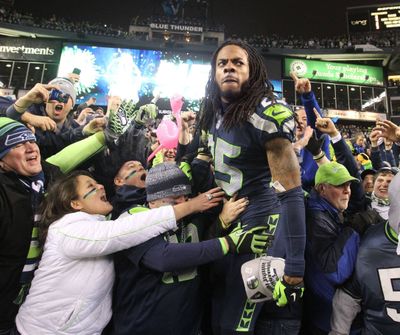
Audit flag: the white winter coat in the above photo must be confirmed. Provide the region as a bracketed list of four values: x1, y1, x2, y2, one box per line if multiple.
[16, 206, 176, 335]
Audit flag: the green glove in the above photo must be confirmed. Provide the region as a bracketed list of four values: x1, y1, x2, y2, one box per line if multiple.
[222, 225, 273, 254]
[273, 277, 304, 307]
[134, 103, 158, 126]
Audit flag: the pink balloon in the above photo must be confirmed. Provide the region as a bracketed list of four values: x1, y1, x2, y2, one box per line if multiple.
[156, 119, 178, 149]
[147, 95, 183, 162]
[170, 94, 183, 116]
[147, 119, 179, 162]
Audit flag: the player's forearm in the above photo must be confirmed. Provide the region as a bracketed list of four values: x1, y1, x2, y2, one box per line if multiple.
[278, 186, 306, 277]
[267, 138, 306, 276]
[267, 138, 302, 190]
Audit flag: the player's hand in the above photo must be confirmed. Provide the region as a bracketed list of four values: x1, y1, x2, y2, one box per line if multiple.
[273, 276, 304, 307]
[223, 225, 273, 254]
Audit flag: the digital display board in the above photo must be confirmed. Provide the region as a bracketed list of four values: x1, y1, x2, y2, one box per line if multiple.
[348, 3, 400, 33]
[58, 44, 211, 107]
[284, 58, 384, 87]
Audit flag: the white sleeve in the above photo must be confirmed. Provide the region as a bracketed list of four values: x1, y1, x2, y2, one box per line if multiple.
[329, 288, 362, 335]
[57, 206, 176, 258]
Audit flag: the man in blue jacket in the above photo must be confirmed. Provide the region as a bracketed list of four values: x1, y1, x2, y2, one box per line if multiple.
[304, 161, 361, 334]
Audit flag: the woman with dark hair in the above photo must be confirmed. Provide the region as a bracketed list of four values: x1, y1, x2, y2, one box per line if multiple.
[15, 170, 223, 335]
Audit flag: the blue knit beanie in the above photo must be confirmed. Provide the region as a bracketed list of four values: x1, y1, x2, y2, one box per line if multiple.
[0, 117, 36, 159]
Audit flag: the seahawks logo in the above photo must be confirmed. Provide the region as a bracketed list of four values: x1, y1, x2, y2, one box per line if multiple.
[290, 60, 307, 77]
[5, 130, 36, 146]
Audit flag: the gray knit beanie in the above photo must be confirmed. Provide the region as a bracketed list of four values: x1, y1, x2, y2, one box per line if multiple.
[146, 162, 191, 202]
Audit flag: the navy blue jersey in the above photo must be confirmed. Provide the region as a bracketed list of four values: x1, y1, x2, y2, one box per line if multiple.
[207, 99, 300, 333]
[345, 222, 400, 335]
[207, 98, 295, 226]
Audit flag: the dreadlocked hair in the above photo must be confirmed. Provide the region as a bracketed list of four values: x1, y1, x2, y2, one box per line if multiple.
[199, 39, 275, 132]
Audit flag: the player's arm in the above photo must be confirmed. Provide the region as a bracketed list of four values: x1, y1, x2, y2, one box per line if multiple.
[265, 138, 306, 306]
[266, 137, 306, 305]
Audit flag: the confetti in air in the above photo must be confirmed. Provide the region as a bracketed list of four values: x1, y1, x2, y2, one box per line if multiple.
[58, 46, 100, 95]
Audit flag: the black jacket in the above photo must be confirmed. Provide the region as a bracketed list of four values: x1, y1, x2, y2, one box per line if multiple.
[0, 162, 61, 330]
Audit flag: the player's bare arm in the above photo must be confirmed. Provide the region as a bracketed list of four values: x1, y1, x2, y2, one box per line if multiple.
[266, 137, 304, 285]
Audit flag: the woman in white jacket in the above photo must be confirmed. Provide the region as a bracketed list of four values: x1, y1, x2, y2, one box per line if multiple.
[16, 171, 223, 335]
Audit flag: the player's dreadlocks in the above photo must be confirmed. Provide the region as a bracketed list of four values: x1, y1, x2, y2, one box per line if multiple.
[199, 39, 275, 131]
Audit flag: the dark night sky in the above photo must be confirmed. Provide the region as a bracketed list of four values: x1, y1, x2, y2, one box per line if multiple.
[14, 0, 388, 37]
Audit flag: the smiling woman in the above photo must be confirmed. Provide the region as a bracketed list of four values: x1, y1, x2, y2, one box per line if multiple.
[14, 170, 223, 335]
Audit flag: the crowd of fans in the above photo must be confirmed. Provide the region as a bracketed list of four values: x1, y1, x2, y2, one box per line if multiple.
[0, 46, 400, 333]
[241, 29, 400, 50]
[1, 5, 399, 49]
[0, 7, 130, 39]
[1, 8, 400, 335]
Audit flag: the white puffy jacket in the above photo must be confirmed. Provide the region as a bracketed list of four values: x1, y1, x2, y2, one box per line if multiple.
[16, 206, 176, 335]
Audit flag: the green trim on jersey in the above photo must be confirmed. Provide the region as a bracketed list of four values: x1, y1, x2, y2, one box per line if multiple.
[179, 161, 192, 181]
[385, 221, 398, 245]
[235, 300, 257, 332]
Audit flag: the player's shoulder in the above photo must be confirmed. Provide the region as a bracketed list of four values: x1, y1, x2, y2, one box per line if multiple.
[363, 221, 395, 247]
[255, 98, 294, 125]
[248, 98, 295, 136]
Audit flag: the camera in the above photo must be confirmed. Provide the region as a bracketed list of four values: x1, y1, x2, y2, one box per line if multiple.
[48, 89, 71, 104]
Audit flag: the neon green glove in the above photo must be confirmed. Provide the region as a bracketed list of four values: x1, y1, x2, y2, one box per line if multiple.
[221, 225, 273, 254]
[273, 277, 304, 307]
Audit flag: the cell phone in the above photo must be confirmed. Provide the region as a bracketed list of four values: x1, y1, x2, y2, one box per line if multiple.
[72, 68, 81, 75]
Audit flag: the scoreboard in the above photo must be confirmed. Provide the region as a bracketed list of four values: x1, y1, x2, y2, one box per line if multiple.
[347, 3, 400, 33]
